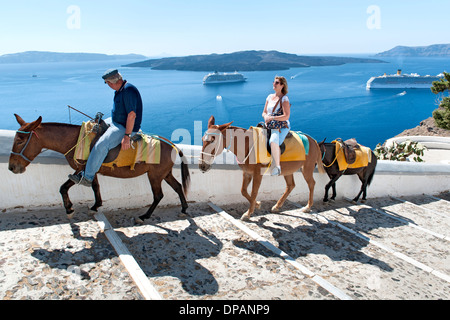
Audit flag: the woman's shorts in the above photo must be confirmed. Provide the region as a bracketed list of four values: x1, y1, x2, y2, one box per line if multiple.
[269, 128, 290, 146]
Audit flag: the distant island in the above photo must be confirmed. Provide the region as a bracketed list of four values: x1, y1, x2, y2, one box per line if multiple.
[123, 50, 385, 72]
[0, 51, 147, 63]
[376, 44, 450, 57]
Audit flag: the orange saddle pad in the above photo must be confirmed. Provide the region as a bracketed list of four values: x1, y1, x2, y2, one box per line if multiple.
[74, 121, 161, 170]
[332, 140, 372, 171]
[251, 127, 307, 164]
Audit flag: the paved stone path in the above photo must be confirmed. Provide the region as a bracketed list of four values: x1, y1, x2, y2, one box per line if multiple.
[1, 192, 449, 300]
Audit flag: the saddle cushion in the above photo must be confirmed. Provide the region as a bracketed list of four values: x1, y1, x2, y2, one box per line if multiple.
[251, 127, 309, 164]
[74, 121, 161, 169]
[332, 140, 372, 171]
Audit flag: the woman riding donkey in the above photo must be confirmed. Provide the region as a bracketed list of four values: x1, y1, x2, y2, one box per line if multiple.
[261, 76, 291, 176]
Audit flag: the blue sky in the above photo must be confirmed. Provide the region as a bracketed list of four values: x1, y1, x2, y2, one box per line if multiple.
[0, 0, 448, 56]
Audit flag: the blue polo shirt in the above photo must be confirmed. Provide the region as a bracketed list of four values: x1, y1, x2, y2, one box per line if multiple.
[111, 81, 143, 132]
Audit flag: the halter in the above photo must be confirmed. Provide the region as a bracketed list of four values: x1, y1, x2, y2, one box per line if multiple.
[10, 130, 40, 163]
[199, 131, 223, 165]
[321, 143, 342, 168]
[200, 129, 257, 166]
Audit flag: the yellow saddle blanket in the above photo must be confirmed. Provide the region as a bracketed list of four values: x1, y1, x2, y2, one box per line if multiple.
[332, 140, 372, 171]
[74, 121, 161, 170]
[251, 127, 306, 164]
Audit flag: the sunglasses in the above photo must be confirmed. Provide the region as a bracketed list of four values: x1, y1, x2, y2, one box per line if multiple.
[273, 81, 282, 85]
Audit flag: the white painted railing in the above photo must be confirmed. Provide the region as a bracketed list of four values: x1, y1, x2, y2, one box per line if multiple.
[1, 130, 449, 211]
[385, 136, 450, 150]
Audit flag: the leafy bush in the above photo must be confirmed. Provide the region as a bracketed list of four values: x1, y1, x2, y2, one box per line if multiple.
[374, 140, 427, 162]
[431, 72, 450, 130]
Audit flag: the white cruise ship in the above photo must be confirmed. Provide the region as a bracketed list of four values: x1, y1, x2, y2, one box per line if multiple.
[203, 71, 247, 84]
[366, 69, 443, 89]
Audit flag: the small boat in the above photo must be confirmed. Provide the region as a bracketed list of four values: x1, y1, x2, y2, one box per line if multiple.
[203, 71, 246, 84]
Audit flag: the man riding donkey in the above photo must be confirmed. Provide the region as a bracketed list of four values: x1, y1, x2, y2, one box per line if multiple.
[69, 69, 143, 187]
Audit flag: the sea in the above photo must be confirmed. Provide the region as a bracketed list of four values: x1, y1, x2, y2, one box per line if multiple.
[0, 55, 448, 149]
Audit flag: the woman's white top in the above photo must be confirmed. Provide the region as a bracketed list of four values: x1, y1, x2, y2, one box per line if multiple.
[266, 94, 290, 128]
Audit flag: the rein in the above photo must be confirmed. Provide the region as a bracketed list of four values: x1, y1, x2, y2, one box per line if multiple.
[10, 130, 40, 163]
[322, 144, 342, 168]
[199, 132, 223, 165]
[200, 128, 262, 166]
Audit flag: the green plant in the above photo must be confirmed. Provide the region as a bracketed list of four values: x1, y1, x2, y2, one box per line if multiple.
[431, 72, 450, 130]
[374, 140, 427, 162]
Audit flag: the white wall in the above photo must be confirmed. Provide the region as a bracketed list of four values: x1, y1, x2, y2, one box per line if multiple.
[385, 136, 450, 150]
[1, 131, 449, 212]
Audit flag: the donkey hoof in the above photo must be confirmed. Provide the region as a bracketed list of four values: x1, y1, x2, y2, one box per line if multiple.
[300, 206, 311, 213]
[66, 212, 75, 220]
[240, 211, 251, 221]
[255, 201, 261, 209]
[88, 208, 98, 216]
[178, 212, 189, 218]
[134, 217, 144, 225]
[89, 205, 101, 213]
[271, 205, 280, 213]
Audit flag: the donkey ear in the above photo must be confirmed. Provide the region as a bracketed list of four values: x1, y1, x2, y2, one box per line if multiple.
[34, 116, 43, 128]
[218, 121, 233, 131]
[208, 115, 215, 127]
[14, 114, 26, 126]
[24, 116, 42, 131]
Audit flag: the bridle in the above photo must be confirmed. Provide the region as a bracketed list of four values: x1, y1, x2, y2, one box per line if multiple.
[199, 131, 223, 166]
[200, 128, 256, 166]
[320, 142, 341, 168]
[10, 130, 40, 163]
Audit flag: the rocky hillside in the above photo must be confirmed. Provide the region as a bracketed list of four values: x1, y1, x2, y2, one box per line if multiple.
[0, 51, 147, 63]
[124, 50, 385, 71]
[376, 44, 450, 57]
[395, 115, 450, 138]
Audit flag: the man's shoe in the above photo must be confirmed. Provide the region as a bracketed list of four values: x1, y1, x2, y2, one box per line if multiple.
[79, 176, 93, 187]
[68, 172, 82, 184]
[68, 172, 92, 187]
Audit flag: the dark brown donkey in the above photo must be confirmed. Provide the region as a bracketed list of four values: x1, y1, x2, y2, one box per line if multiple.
[318, 140, 377, 203]
[199, 116, 325, 220]
[8, 114, 190, 223]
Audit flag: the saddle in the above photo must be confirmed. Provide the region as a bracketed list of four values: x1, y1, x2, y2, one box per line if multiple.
[251, 125, 308, 164]
[335, 138, 360, 165]
[73, 113, 161, 169]
[90, 113, 142, 164]
[256, 122, 292, 155]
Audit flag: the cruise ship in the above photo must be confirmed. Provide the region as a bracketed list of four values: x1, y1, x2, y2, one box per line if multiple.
[366, 69, 443, 89]
[203, 71, 247, 84]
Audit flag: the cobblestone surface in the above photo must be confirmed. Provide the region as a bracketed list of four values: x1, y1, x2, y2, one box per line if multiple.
[1, 192, 449, 300]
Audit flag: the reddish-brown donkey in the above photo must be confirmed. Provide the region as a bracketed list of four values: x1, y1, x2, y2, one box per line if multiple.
[8, 114, 190, 224]
[199, 116, 325, 220]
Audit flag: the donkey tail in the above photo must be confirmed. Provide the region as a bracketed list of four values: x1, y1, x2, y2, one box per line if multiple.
[366, 153, 377, 186]
[179, 150, 191, 197]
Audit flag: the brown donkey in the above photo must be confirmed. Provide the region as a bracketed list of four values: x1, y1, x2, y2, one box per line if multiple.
[8, 114, 190, 224]
[199, 116, 325, 220]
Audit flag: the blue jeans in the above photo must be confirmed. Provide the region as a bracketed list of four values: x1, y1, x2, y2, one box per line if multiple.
[269, 128, 290, 146]
[84, 118, 129, 181]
